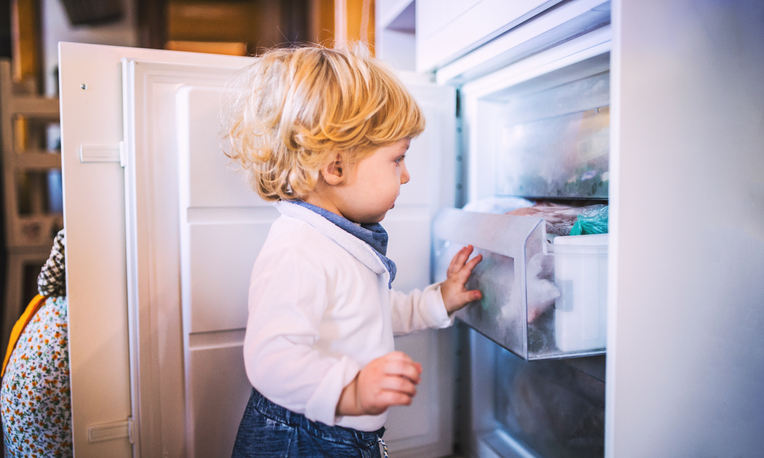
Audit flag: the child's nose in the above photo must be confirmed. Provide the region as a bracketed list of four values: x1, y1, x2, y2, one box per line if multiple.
[400, 163, 410, 184]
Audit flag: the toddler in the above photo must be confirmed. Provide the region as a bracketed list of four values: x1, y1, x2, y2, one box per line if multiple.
[224, 44, 482, 457]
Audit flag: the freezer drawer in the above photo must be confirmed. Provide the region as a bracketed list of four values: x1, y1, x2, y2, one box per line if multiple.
[433, 208, 607, 360]
[493, 341, 605, 457]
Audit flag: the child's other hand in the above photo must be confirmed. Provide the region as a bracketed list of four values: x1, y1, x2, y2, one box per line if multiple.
[441, 245, 483, 313]
[336, 351, 422, 416]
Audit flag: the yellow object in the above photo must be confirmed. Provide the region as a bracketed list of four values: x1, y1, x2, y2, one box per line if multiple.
[2, 294, 46, 377]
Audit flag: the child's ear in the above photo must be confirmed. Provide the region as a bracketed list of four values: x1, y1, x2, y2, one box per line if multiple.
[320, 153, 345, 185]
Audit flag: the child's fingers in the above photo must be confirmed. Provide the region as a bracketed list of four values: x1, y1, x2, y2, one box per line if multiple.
[459, 253, 483, 279]
[465, 253, 483, 270]
[447, 245, 474, 276]
[384, 351, 420, 370]
[449, 253, 483, 286]
[383, 357, 422, 384]
[453, 289, 482, 307]
[376, 390, 415, 408]
[385, 350, 413, 361]
[466, 289, 482, 301]
[380, 374, 418, 396]
[445, 247, 463, 276]
[356, 352, 424, 414]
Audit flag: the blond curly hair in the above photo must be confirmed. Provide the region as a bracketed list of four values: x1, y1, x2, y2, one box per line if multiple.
[222, 44, 425, 201]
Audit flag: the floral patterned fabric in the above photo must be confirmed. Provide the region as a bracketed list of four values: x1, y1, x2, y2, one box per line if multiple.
[1, 296, 72, 457]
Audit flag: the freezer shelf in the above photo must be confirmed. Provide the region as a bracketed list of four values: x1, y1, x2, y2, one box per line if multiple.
[433, 208, 606, 360]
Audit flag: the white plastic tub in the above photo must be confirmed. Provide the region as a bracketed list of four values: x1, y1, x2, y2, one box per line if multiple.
[554, 234, 608, 352]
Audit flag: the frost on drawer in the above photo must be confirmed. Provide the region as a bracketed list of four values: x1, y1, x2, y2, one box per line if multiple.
[496, 67, 610, 200]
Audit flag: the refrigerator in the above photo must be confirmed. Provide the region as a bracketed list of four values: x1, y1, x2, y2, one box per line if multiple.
[58, 1, 764, 457]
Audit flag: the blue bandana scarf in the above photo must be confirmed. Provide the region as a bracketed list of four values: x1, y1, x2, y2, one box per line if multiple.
[293, 201, 397, 288]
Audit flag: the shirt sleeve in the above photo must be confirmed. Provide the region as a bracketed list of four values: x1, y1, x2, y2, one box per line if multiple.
[389, 282, 454, 336]
[242, 244, 360, 426]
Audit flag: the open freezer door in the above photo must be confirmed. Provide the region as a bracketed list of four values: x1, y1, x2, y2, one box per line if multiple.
[60, 43, 254, 458]
[61, 43, 459, 458]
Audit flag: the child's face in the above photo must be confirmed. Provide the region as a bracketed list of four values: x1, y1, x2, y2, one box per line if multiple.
[336, 138, 411, 224]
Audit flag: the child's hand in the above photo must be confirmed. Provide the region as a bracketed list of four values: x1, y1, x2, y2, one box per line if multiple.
[441, 245, 483, 313]
[336, 351, 422, 416]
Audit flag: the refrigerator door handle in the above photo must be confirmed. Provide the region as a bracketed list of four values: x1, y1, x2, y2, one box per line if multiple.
[78, 143, 123, 164]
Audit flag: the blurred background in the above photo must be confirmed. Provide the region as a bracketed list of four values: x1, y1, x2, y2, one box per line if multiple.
[0, 0, 376, 371]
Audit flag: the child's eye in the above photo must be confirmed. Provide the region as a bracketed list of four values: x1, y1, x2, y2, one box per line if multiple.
[395, 155, 405, 164]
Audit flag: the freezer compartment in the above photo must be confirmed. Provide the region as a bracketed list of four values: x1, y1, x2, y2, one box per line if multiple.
[433, 208, 607, 360]
[495, 61, 610, 199]
[461, 40, 611, 207]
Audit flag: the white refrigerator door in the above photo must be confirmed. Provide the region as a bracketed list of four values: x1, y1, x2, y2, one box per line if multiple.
[60, 43, 456, 458]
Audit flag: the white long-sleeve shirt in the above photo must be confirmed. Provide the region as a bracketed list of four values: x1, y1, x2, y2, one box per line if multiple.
[243, 201, 453, 431]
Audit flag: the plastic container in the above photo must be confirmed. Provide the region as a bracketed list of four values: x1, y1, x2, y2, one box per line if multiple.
[554, 234, 608, 352]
